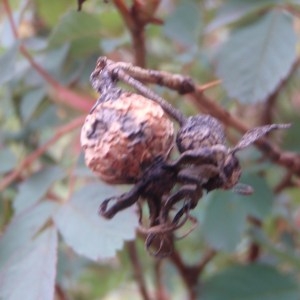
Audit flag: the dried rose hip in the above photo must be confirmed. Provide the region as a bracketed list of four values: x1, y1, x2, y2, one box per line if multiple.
[80, 92, 174, 184]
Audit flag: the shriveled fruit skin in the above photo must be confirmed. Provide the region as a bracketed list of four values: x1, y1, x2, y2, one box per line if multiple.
[176, 115, 226, 152]
[80, 92, 174, 184]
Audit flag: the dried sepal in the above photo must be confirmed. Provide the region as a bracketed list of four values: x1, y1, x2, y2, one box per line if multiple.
[176, 115, 226, 152]
[232, 124, 291, 153]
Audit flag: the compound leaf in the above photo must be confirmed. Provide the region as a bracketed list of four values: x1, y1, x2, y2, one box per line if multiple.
[216, 11, 297, 103]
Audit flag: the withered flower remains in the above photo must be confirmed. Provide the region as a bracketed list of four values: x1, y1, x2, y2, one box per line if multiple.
[81, 57, 290, 256]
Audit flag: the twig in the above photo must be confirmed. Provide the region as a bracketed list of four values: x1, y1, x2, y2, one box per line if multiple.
[0, 116, 85, 191]
[3, 0, 19, 37]
[55, 284, 70, 300]
[126, 241, 151, 300]
[168, 247, 216, 300]
[247, 243, 261, 262]
[168, 249, 198, 300]
[46, 191, 64, 203]
[274, 171, 294, 194]
[195, 249, 217, 274]
[3, 0, 93, 113]
[112, 0, 135, 29]
[112, 0, 147, 66]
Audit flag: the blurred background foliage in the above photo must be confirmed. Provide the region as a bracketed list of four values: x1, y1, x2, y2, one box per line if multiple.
[1, 0, 300, 299]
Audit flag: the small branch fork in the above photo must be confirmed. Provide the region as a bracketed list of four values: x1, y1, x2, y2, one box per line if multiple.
[112, 0, 162, 67]
[169, 246, 217, 300]
[93, 56, 300, 177]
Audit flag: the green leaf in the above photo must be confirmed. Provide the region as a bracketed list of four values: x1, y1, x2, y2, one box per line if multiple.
[0, 148, 17, 174]
[201, 172, 273, 251]
[239, 173, 273, 219]
[68, 36, 100, 58]
[48, 11, 102, 48]
[216, 11, 297, 103]
[40, 44, 70, 77]
[14, 166, 65, 213]
[201, 190, 248, 251]
[0, 226, 58, 300]
[163, 1, 202, 46]
[20, 87, 46, 122]
[35, 0, 75, 27]
[206, 0, 279, 32]
[0, 43, 19, 85]
[201, 264, 300, 300]
[0, 201, 58, 265]
[54, 183, 138, 260]
[287, 0, 300, 5]
[0, 202, 58, 300]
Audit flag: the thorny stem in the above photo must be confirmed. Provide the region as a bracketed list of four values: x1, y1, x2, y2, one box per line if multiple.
[0, 116, 85, 191]
[126, 241, 151, 300]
